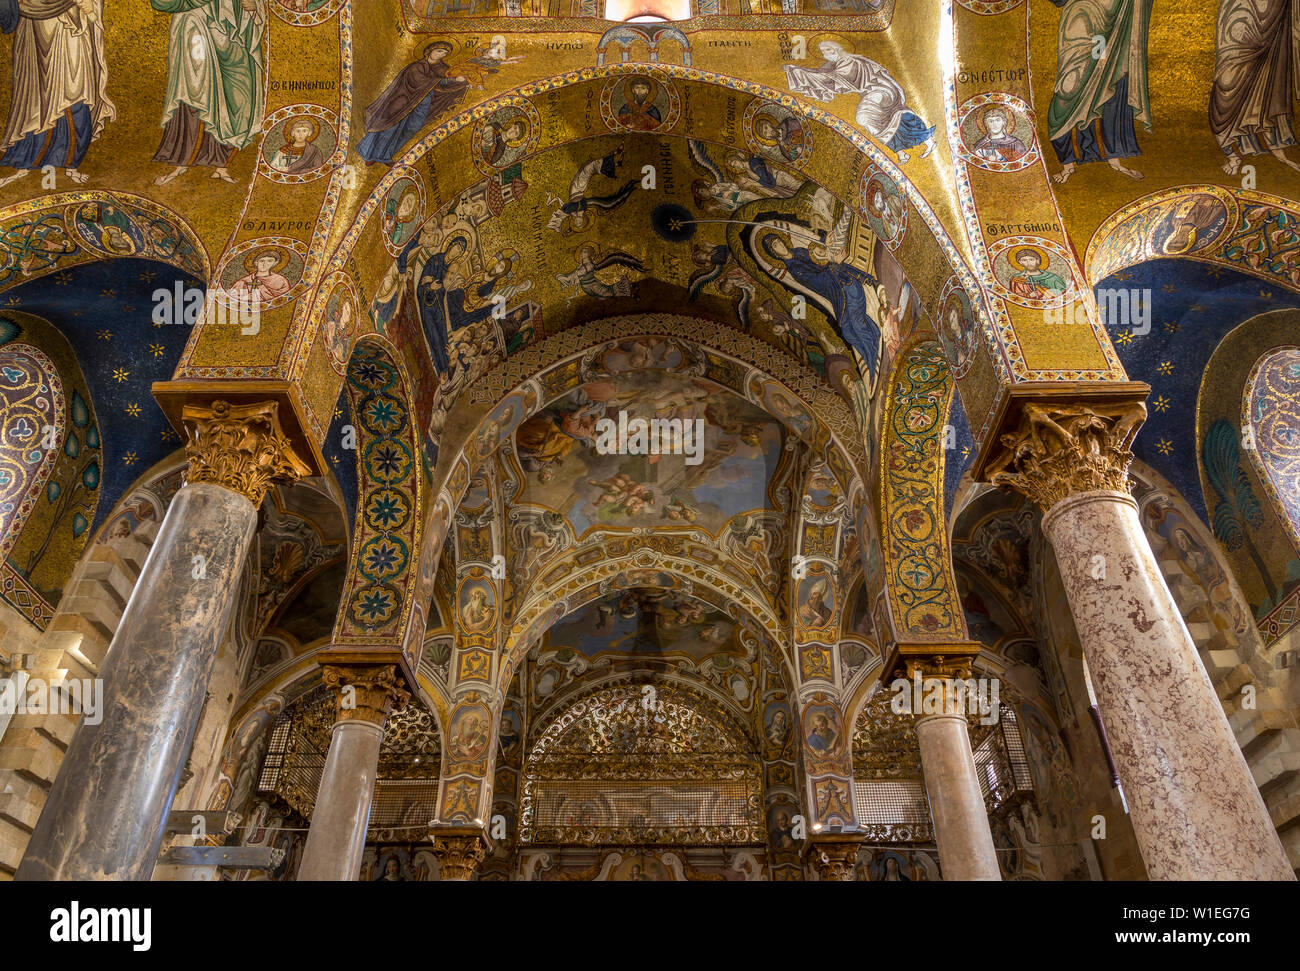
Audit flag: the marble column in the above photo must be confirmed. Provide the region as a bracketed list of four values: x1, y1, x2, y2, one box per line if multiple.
[908, 661, 1001, 881]
[298, 665, 407, 881]
[428, 825, 489, 880]
[992, 399, 1295, 881]
[17, 401, 310, 881]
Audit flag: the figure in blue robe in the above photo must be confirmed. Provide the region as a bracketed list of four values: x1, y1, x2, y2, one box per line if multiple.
[761, 234, 881, 385]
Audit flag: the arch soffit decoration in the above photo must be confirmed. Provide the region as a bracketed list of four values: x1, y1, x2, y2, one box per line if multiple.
[328, 334, 427, 669]
[0, 190, 210, 297]
[499, 551, 790, 693]
[1085, 184, 1300, 297]
[291, 64, 1005, 446]
[878, 338, 969, 641]
[1243, 346, 1300, 554]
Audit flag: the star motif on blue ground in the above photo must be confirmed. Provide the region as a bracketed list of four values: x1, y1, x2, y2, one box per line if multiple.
[366, 489, 409, 530]
[363, 396, 405, 434]
[367, 441, 409, 481]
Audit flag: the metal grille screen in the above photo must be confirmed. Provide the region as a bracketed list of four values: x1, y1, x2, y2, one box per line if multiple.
[852, 778, 931, 828]
[973, 707, 1034, 808]
[369, 779, 441, 834]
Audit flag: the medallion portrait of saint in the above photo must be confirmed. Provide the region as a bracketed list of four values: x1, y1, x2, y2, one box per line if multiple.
[228, 247, 293, 304]
[971, 105, 1029, 164]
[267, 115, 326, 175]
[617, 76, 663, 132]
[1005, 245, 1068, 301]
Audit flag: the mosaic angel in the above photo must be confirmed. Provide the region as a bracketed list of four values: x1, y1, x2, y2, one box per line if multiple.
[783, 41, 935, 163]
[0, 0, 116, 190]
[555, 244, 646, 302]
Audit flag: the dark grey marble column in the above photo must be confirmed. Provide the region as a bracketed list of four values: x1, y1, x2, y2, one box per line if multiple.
[16, 482, 258, 880]
[298, 665, 406, 881]
[298, 720, 385, 881]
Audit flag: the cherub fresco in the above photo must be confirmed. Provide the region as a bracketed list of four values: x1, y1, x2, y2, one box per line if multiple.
[587, 473, 656, 518]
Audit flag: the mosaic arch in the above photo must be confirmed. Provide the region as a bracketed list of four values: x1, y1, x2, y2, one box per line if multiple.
[1086, 185, 1300, 296]
[499, 550, 789, 690]
[0, 344, 64, 560]
[409, 318, 873, 617]
[1245, 348, 1300, 553]
[878, 339, 967, 639]
[289, 65, 1009, 450]
[0, 191, 209, 294]
[331, 337, 426, 660]
[1196, 311, 1300, 644]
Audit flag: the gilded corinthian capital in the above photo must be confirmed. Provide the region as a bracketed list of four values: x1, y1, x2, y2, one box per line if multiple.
[321, 664, 409, 727]
[987, 400, 1147, 513]
[182, 400, 312, 506]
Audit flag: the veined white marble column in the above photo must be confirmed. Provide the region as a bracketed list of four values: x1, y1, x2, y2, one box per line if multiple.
[16, 401, 308, 881]
[991, 397, 1294, 880]
[915, 704, 1001, 881]
[298, 665, 406, 881]
[1042, 490, 1293, 880]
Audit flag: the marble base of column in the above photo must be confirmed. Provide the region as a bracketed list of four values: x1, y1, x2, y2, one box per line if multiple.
[16, 482, 258, 880]
[297, 719, 385, 881]
[1043, 490, 1294, 880]
[915, 711, 1001, 881]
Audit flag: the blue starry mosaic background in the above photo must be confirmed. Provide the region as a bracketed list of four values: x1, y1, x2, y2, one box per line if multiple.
[1096, 260, 1300, 526]
[2, 259, 200, 533]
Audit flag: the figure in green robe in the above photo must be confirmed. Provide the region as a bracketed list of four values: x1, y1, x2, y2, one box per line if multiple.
[149, 0, 266, 186]
[1046, 0, 1154, 184]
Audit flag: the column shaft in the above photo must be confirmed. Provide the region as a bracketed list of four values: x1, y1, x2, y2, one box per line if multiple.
[297, 720, 385, 881]
[16, 482, 257, 880]
[1043, 490, 1293, 880]
[915, 711, 1001, 880]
